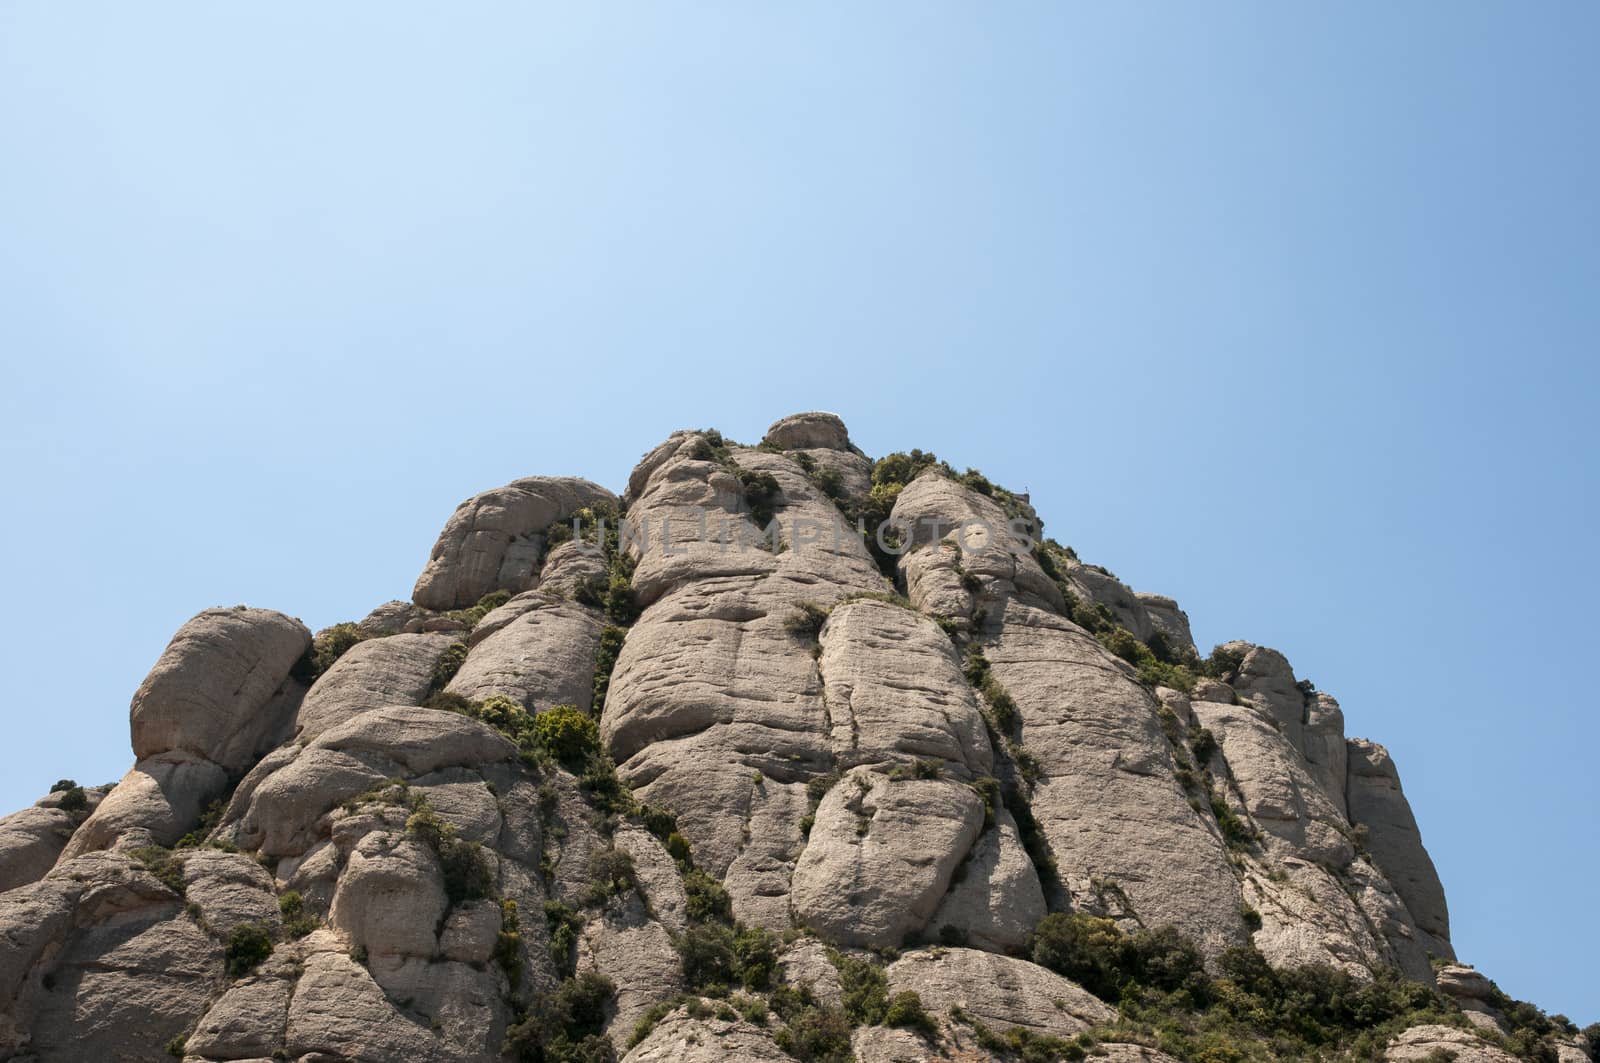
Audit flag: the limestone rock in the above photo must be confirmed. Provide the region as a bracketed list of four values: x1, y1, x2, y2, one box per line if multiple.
[1190, 699, 1352, 865]
[182, 848, 280, 937]
[817, 599, 992, 778]
[763, 410, 854, 451]
[1225, 643, 1307, 753]
[184, 974, 291, 1060]
[1347, 739, 1452, 957]
[885, 947, 1114, 1037]
[791, 767, 985, 948]
[602, 435, 887, 928]
[1386, 1024, 1520, 1062]
[926, 806, 1046, 952]
[576, 895, 685, 1039]
[538, 539, 610, 597]
[285, 945, 439, 1061]
[892, 472, 1063, 614]
[329, 831, 448, 958]
[130, 607, 310, 772]
[413, 476, 618, 610]
[621, 1003, 791, 1062]
[1060, 561, 1153, 642]
[294, 632, 458, 739]
[777, 939, 844, 1009]
[1137, 592, 1195, 655]
[0, 788, 106, 892]
[61, 754, 229, 858]
[985, 601, 1246, 957]
[1303, 691, 1350, 820]
[446, 592, 604, 711]
[311, 705, 519, 777]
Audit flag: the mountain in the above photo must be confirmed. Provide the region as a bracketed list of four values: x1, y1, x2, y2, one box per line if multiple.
[0, 411, 1590, 1063]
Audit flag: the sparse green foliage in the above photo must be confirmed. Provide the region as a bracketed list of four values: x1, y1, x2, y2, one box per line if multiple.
[784, 601, 830, 642]
[737, 468, 783, 528]
[223, 923, 273, 978]
[770, 983, 853, 1062]
[310, 622, 369, 677]
[883, 990, 938, 1038]
[55, 783, 88, 813]
[887, 759, 943, 782]
[830, 949, 891, 1025]
[503, 971, 616, 1063]
[431, 640, 469, 690]
[545, 900, 582, 976]
[133, 846, 186, 895]
[684, 869, 733, 923]
[1206, 643, 1247, 681]
[1210, 790, 1258, 850]
[592, 626, 627, 712]
[406, 802, 494, 905]
[534, 704, 603, 769]
[581, 848, 636, 907]
[494, 899, 523, 993]
[447, 589, 512, 630]
[278, 890, 318, 939]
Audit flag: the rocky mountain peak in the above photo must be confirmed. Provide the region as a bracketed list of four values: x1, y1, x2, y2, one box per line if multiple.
[0, 412, 1590, 1063]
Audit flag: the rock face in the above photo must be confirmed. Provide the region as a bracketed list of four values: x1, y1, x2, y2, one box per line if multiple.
[413, 476, 618, 610]
[0, 412, 1558, 1063]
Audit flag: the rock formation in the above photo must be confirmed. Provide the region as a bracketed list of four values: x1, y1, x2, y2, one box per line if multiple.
[0, 412, 1588, 1063]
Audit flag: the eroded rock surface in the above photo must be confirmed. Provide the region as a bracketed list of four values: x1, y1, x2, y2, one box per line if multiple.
[0, 412, 1522, 1063]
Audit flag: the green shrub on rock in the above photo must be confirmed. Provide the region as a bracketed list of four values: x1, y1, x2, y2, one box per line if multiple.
[223, 923, 273, 978]
[534, 704, 602, 770]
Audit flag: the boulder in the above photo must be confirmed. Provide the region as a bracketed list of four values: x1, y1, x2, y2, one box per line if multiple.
[622, 1003, 792, 1062]
[884, 947, 1114, 1037]
[310, 705, 519, 776]
[0, 803, 87, 892]
[1386, 1024, 1520, 1062]
[446, 592, 604, 711]
[1190, 699, 1352, 865]
[130, 607, 310, 772]
[817, 599, 993, 778]
[763, 411, 854, 452]
[328, 831, 448, 958]
[413, 476, 618, 610]
[294, 632, 458, 739]
[61, 754, 229, 859]
[926, 806, 1046, 952]
[285, 945, 439, 1060]
[791, 768, 985, 948]
[576, 895, 685, 1039]
[1137, 592, 1196, 655]
[602, 435, 887, 928]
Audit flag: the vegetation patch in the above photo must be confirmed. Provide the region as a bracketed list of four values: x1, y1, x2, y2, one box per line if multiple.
[503, 970, 615, 1063]
[223, 923, 274, 978]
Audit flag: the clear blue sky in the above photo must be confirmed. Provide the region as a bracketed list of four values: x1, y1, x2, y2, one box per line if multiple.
[1, 2, 1594, 1024]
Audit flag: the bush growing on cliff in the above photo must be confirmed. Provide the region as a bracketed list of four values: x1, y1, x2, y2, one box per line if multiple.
[503, 971, 616, 1063]
[534, 704, 602, 769]
[223, 923, 273, 978]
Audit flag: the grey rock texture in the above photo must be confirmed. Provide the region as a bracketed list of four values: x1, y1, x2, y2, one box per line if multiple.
[1386, 1024, 1521, 1062]
[294, 632, 458, 739]
[446, 591, 603, 710]
[0, 413, 1541, 1063]
[1347, 738, 1453, 957]
[413, 476, 617, 610]
[621, 1003, 791, 1061]
[762, 410, 854, 451]
[984, 601, 1247, 957]
[0, 786, 108, 892]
